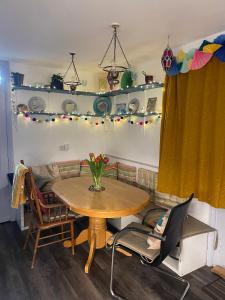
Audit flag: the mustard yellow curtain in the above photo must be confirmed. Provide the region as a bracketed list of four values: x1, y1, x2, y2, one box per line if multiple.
[158, 57, 225, 208]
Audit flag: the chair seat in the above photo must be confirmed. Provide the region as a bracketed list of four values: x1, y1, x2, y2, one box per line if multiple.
[116, 230, 160, 262]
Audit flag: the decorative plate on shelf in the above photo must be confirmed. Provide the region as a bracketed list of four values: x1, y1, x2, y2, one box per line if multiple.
[28, 96, 46, 112]
[128, 98, 139, 113]
[62, 100, 77, 114]
[93, 97, 112, 115]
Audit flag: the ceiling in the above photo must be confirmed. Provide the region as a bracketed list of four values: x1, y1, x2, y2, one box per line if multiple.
[0, 0, 225, 69]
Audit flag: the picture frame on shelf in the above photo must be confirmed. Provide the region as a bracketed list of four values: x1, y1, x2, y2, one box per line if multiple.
[146, 97, 157, 113]
[62, 100, 77, 114]
[115, 103, 126, 114]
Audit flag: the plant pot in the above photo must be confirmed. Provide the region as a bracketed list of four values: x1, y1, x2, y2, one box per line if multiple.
[11, 72, 24, 86]
[145, 75, 153, 84]
[50, 79, 64, 90]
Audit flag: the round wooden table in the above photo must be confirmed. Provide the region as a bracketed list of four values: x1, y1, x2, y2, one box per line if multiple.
[52, 177, 150, 273]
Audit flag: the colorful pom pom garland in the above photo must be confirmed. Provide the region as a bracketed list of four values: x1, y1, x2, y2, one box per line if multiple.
[162, 34, 225, 76]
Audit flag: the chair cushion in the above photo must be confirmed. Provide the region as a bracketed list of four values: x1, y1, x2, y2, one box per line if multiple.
[56, 160, 80, 179]
[103, 162, 118, 178]
[80, 160, 91, 176]
[154, 192, 186, 208]
[116, 229, 160, 262]
[118, 163, 136, 183]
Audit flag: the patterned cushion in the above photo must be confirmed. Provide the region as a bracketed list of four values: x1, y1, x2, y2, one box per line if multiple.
[170, 195, 187, 204]
[117, 163, 136, 183]
[80, 160, 91, 176]
[32, 163, 60, 192]
[137, 168, 185, 208]
[137, 168, 158, 191]
[56, 160, 80, 179]
[154, 191, 186, 208]
[103, 162, 118, 178]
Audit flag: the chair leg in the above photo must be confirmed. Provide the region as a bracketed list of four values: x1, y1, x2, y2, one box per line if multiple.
[31, 228, 40, 269]
[110, 244, 125, 300]
[152, 266, 190, 300]
[70, 221, 75, 256]
[110, 244, 190, 300]
[23, 221, 32, 250]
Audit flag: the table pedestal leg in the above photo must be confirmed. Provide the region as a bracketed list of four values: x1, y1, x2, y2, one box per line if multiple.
[85, 233, 96, 273]
[84, 217, 106, 273]
[88, 217, 106, 249]
[64, 228, 88, 248]
[64, 217, 132, 273]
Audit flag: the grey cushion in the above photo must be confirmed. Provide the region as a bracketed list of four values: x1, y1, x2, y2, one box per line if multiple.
[136, 202, 167, 228]
[115, 223, 160, 262]
[182, 215, 216, 239]
[32, 163, 60, 191]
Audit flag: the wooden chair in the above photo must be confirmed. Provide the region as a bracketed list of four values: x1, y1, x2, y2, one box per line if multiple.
[23, 163, 75, 268]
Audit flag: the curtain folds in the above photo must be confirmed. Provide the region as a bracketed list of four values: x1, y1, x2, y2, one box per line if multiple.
[158, 57, 225, 208]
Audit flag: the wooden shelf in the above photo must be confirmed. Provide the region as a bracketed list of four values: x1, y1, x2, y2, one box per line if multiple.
[12, 85, 98, 96]
[18, 111, 161, 118]
[13, 82, 164, 98]
[103, 83, 164, 96]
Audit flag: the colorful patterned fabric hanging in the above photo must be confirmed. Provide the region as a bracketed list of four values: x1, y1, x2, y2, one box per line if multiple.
[161, 47, 174, 71]
[161, 33, 225, 76]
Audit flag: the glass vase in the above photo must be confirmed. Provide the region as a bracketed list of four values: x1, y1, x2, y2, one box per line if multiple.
[89, 174, 105, 192]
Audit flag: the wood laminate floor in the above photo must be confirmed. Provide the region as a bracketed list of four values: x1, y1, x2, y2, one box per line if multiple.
[0, 221, 224, 300]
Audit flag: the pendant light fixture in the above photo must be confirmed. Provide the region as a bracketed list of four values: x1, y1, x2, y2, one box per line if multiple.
[63, 52, 81, 92]
[99, 23, 131, 88]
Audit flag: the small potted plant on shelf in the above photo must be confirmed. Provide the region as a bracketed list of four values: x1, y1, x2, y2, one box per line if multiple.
[50, 74, 64, 90]
[88, 153, 109, 192]
[11, 72, 24, 86]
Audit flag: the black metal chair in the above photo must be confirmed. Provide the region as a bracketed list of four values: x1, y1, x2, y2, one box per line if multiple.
[109, 193, 194, 300]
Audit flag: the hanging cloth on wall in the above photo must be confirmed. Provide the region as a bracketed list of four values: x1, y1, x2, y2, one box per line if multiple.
[158, 57, 225, 209]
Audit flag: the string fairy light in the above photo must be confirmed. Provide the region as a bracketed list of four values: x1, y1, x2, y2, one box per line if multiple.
[12, 82, 163, 128]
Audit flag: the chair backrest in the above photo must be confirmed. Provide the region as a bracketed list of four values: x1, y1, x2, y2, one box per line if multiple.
[21, 160, 44, 225]
[154, 193, 194, 265]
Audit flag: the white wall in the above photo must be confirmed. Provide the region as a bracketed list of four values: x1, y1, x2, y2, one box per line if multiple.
[134, 58, 165, 86]
[10, 61, 99, 92]
[13, 89, 107, 166]
[105, 87, 162, 170]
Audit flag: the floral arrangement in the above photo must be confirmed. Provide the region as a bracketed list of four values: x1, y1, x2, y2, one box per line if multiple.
[88, 153, 109, 191]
